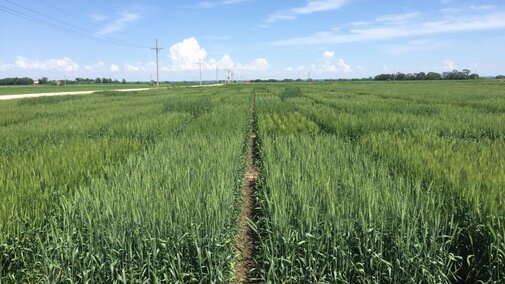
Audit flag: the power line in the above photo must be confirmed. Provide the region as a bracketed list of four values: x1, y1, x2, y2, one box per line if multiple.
[0, 5, 81, 35]
[34, 0, 95, 26]
[0, 4, 145, 49]
[0, 0, 148, 49]
[1, 0, 148, 48]
[3, 0, 94, 34]
[32, 0, 154, 50]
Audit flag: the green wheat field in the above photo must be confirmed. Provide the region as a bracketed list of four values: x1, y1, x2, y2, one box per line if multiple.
[1, 80, 504, 283]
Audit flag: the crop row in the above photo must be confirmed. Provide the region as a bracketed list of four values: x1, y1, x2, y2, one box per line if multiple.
[254, 82, 504, 283]
[0, 88, 250, 282]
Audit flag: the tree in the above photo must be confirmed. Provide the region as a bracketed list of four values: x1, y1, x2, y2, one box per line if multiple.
[426, 72, 442, 80]
[39, 77, 49, 84]
[415, 72, 426, 80]
[496, 75, 505, 80]
[374, 74, 394, 81]
[95, 77, 101, 84]
[121, 78, 126, 84]
[406, 73, 416, 80]
[395, 72, 407, 80]
[443, 70, 461, 80]
[0, 77, 34, 85]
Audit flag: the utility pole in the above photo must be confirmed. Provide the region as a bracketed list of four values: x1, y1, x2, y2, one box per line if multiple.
[216, 64, 218, 85]
[151, 39, 163, 88]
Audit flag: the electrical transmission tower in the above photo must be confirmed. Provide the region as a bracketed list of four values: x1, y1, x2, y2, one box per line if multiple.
[151, 39, 163, 88]
[224, 68, 233, 84]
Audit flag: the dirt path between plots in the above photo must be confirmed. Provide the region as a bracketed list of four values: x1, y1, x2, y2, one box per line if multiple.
[234, 97, 260, 283]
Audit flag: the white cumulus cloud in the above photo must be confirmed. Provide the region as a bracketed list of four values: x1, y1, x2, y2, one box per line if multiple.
[320, 62, 337, 72]
[323, 51, 335, 60]
[337, 59, 351, 72]
[110, 64, 120, 72]
[443, 60, 457, 70]
[217, 54, 235, 69]
[127, 37, 274, 79]
[169, 37, 208, 71]
[168, 37, 268, 73]
[237, 58, 270, 71]
[208, 54, 235, 70]
[315, 58, 351, 73]
[0, 60, 9, 71]
[125, 63, 140, 72]
[14, 56, 79, 72]
[84, 61, 105, 71]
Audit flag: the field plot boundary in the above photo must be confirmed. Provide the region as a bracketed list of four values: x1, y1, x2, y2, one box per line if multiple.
[234, 92, 260, 283]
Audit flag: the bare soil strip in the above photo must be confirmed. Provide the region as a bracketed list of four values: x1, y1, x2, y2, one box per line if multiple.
[234, 96, 260, 283]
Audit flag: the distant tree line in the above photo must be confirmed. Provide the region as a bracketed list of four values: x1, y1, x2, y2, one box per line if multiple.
[0, 77, 34, 85]
[69, 77, 127, 84]
[0, 77, 128, 86]
[251, 79, 306, 83]
[68, 77, 127, 85]
[251, 78, 373, 82]
[2, 72, 503, 86]
[374, 69, 479, 81]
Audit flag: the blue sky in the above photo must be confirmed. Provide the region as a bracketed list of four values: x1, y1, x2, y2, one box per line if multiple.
[1, 0, 504, 81]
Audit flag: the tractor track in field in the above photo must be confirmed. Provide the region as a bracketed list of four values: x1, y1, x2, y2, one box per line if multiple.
[234, 93, 260, 283]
